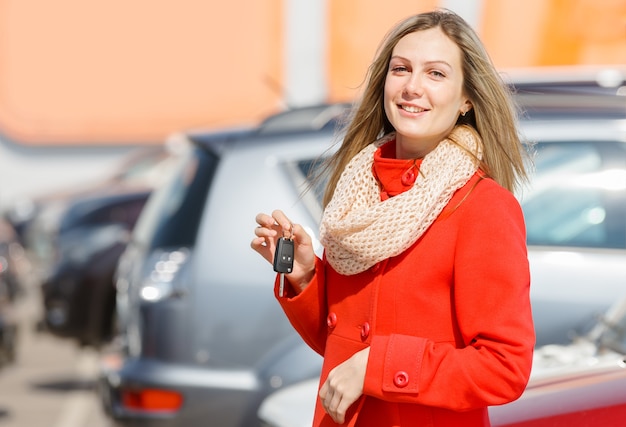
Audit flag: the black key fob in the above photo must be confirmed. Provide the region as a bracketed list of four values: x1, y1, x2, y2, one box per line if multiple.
[273, 237, 294, 273]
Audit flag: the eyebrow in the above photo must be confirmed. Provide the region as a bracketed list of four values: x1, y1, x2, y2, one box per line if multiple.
[390, 56, 453, 69]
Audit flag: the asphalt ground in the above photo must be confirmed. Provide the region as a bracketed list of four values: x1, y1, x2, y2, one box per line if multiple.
[0, 272, 111, 427]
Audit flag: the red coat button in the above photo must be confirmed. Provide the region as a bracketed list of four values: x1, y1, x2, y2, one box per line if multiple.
[401, 167, 417, 186]
[327, 312, 337, 329]
[360, 322, 370, 340]
[393, 371, 409, 388]
[371, 263, 380, 273]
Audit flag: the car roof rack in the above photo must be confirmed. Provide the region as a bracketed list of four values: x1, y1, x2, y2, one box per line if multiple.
[257, 103, 351, 135]
[502, 67, 626, 119]
[516, 92, 626, 120]
[503, 65, 626, 96]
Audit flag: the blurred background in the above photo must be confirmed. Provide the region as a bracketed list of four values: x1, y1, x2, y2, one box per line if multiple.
[0, 1, 624, 426]
[0, 0, 624, 207]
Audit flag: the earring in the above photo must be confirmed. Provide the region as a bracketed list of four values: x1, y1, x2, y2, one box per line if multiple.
[461, 111, 466, 117]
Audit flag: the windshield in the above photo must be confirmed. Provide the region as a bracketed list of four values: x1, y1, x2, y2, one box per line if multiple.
[520, 140, 626, 249]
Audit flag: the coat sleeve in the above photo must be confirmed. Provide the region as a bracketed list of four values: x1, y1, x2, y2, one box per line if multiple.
[363, 183, 535, 410]
[274, 256, 328, 356]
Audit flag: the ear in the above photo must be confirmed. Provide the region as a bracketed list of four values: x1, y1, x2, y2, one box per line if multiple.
[461, 100, 473, 115]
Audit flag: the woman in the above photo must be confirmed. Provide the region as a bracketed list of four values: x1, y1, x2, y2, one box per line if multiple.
[252, 9, 534, 427]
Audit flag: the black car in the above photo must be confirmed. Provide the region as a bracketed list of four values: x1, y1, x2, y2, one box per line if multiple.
[37, 188, 151, 346]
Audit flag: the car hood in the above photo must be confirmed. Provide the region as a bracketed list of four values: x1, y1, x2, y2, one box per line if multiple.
[490, 359, 626, 426]
[257, 377, 318, 427]
[531, 338, 625, 377]
[257, 344, 626, 427]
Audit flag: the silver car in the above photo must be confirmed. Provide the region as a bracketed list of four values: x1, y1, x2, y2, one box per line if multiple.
[99, 90, 626, 425]
[520, 114, 626, 345]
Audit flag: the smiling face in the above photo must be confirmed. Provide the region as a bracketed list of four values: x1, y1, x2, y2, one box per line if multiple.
[384, 27, 472, 159]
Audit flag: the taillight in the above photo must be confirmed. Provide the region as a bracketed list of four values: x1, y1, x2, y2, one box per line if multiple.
[121, 388, 184, 412]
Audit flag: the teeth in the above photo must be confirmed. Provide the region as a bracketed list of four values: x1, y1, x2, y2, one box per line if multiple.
[401, 105, 424, 113]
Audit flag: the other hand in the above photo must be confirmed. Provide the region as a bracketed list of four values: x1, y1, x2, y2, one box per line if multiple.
[319, 347, 370, 424]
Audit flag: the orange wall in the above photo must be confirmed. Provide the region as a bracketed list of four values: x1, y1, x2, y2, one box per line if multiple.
[481, 0, 626, 68]
[0, 0, 284, 144]
[0, 0, 623, 145]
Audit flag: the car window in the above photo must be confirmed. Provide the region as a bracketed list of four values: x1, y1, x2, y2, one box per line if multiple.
[131, 145, 218, 250]
[296, 158, 327, 205]
[63, 196, 148, 231]
[521, 140, 626, 249]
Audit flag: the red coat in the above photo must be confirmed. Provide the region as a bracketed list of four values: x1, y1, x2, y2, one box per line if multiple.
[276, 172, 535, 427]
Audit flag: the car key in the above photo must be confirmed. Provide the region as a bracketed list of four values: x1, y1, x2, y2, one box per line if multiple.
[273, 237, 294, 274]
[273, 237, 294, 297]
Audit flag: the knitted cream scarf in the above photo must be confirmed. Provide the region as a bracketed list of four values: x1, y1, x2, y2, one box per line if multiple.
[320, 125, 483, 276]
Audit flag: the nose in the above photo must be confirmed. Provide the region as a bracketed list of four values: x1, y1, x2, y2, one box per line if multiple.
[404, 73, 423, 96]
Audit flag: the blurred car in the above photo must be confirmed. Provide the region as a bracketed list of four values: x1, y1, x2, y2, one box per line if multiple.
[99, 73, 626, 426]
[0, 218, 24, 303]
[98, 109, 343, 426]
[491, 362, 626, 426]
[519, 124, 626, 344]
[489, 292, 626, 426]
[37, 188, 151, 347]
[529, 295, 626, 376]
[27, 147, 176, 347]
[0, 218, 22, 367]
[258, 294, 626, 427]
[3, 145, 169, 246]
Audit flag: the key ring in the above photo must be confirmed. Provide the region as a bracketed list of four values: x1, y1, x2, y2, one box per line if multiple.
[284, 222, 294, 240]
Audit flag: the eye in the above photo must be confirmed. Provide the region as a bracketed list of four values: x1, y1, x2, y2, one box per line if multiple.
[390, 65, 409, 73]
[430, 70, 445, 78]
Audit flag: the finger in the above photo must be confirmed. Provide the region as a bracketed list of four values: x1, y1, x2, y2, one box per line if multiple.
[321, 386, 350, 425]
[253, 224, 277, 240]
[255, 212, 279, 229]
[250, 235, 265, 248]
[252, 213, 281, 264]
[321, 393, 339, 423]
[290, 223, 310, 245]
[252, 225, 277, 251]
[333, 397, 349, 424]
[319, 382, 334, 416]
[271, 209, 293, 237]
[328, 391, 344, 423]
[319, 378, 343, 423]
[318, 381, 328, 401]
[250, 236, 273, 262]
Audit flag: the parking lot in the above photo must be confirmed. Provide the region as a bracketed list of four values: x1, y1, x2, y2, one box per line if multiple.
[0, 69, 623, 426]
[0, 274, 110, 427]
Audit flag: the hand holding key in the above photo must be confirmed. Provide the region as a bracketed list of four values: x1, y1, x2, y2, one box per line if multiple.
[251, 210, 316, 294]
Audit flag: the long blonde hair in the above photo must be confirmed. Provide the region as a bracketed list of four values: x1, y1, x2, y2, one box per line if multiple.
[322, 9, 529, 207]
